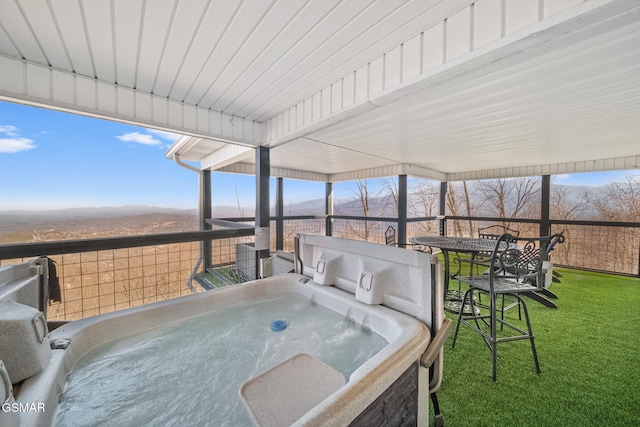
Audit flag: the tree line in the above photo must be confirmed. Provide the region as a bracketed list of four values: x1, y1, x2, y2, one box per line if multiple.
[338, 174, 640, 274]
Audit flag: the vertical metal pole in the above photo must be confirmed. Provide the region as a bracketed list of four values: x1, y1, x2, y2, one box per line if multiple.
[540, 175, 551, 237]
[326, 182, 333, 236]
[255, 147, 270, 278]
[201, 170, 212, 270]
[637, 243, 640, 278]
[276, 177, 284, 250]
[398, 174, 407, 246]
[439, 181, 448, 236]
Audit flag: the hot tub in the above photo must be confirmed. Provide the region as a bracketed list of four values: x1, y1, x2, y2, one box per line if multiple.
[2, 235, 447, 426]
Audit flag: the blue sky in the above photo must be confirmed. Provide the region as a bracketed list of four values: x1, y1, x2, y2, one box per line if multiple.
[553, 171, 635, 187]
[0, 100, 636, 211]
[0, 101, 199, 210]
[0, 100, 324, 211]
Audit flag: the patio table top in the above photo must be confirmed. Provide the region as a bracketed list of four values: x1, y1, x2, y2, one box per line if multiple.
[410, 236, 514, 314]
[410, 236, 509, 253]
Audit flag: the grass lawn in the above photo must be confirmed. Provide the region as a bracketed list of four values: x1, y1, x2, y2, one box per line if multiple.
[200, 266, 242, 288]
[436, 268, 640, 426]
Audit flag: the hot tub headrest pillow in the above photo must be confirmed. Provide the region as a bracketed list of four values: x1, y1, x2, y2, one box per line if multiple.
[0, 300, 52, 384]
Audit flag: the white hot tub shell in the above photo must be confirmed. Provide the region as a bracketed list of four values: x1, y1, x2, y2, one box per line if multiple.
[1, 235, 446, 427]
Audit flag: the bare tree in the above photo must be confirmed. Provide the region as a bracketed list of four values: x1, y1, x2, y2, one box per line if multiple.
[551, 184, 590, 220]
[446, 181, 474, 237]
[580, 174, 640, 273]
[472, 177, 541, 236]
[550, 183, 590, 263]
[587, 175, 640, 221]
[383, 177, 400, 215]
[337, 180, 384, 242]
[462, 181, 474, 236]
[235, 186, 244, 217]
[408, 180, 438, 233]
[410, 180, 439, 216]
[475, 177, 541, 219]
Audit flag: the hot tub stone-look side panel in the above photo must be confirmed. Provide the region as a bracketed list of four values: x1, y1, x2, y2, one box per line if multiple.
[349, 362, 419, 427]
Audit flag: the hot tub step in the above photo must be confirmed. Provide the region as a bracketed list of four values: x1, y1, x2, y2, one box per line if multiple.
[239, 353, 346, 426]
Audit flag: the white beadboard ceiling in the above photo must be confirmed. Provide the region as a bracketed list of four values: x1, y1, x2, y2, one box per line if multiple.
[1, 0, 639, 182]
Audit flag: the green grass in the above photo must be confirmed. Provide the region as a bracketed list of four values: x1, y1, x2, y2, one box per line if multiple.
[200, 266, 241, 288]
[437, 268, 640, 426]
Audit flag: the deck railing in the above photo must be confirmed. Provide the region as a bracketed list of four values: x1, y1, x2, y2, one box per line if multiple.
[1, 214, 638, 322]
[274, 215, 640, 277]
[0, 229, 254, 321]
[436, 216, 640, 277]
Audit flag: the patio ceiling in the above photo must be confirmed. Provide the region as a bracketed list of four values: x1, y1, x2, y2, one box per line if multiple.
[1, 0, 639, 182]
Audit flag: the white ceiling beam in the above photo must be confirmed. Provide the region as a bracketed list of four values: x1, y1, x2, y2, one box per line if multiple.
[216, 161, 446, 183]
[201, 143, 254, 171]
[211, 155, 640, 183]
[165, 135, 202, 160]
[217, 162, 331, 183]
[446, 155, 640, 182]
[0, 56, 264, 147]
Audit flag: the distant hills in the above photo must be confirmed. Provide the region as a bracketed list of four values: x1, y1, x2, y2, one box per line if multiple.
[0, 182, 609, 244]
[0, 182, 604, 221]
[0, 205, 197, 218]
[0, 205, 199, 243]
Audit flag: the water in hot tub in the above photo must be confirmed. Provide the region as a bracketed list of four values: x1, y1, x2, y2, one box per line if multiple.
[53, 292, 388, 426]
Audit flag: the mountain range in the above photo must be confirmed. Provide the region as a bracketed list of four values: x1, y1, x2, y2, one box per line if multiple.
[0, 183, 606, 244]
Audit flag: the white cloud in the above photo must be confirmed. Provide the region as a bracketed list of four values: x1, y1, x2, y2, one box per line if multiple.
[116, 132, 162, 146]
[0, 137, 37, 153]
[147, 129, 180, 142]
[0, 125, 36, 153]
[0, 125, 20, 137]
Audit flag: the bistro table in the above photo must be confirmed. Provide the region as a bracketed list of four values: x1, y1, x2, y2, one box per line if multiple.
[410, 236, 508, 288]
[410, 236, 512, 314]
[410, 235, 556, 311]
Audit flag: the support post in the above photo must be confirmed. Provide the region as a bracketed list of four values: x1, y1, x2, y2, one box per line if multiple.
[326, 182, 333, 236]
[398, 174, 408, 246]
[255, 147, 270, 278]
[540, 175, 551, 238]
[201, 170, 212, 270]
[276, 177, 284, 250]
[439, 182, 448, 236]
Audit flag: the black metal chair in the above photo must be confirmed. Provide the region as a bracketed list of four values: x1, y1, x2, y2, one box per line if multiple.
[478, 226, 523, 324]
[454, 225, 522, 322]
[451, 233, 565, 381]
[385, 225, 397, 246]
[384, 225, 417, 250]
[470, 225, 521, 267]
